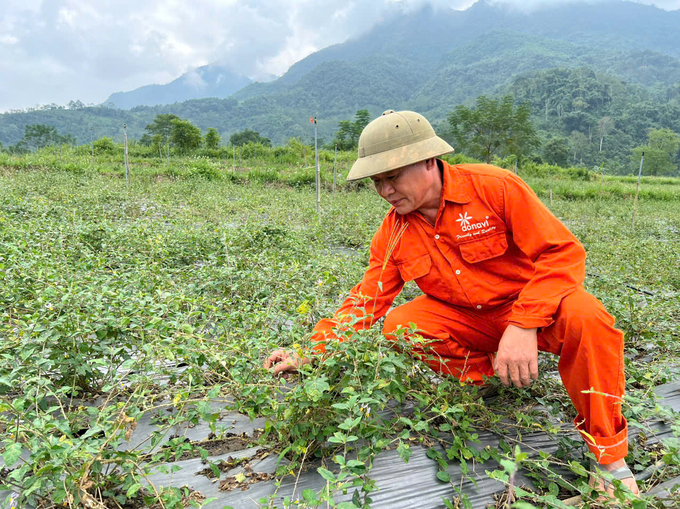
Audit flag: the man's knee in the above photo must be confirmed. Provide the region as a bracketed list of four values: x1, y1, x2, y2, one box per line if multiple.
[382, 304, 411, 337]
[554, 288, 623, 348]
[559, 289, 613, 326]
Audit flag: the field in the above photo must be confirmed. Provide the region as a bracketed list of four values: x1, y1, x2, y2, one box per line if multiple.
[1, 149, 679, 508]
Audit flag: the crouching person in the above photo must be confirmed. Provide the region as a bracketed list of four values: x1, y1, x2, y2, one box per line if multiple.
[264, 110, 638, 498]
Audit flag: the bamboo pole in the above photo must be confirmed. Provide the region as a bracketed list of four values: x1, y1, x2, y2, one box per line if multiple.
[314, 117, 320, 216]
[333, 144, 337, 200]
[631, 152, 644, 229]
[123, 124, 130, 186]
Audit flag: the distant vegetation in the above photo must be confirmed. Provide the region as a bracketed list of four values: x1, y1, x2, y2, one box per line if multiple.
[2, 3, 680, 175]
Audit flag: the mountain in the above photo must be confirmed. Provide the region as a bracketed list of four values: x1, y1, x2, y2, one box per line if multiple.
[104, 64, 254, 109]
[233, 0, 680, 103]
[2, 0, 680, 168]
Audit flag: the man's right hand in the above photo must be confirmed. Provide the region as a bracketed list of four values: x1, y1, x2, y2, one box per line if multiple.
[263, 348, 311, 375]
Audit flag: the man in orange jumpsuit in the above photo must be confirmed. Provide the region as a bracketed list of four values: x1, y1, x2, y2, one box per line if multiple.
[265, 110, 638, 497]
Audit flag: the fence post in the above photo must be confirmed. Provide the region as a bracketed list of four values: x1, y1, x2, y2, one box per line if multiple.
[333, 144, 337, 200]
[314, 117, 320, 216]
[123, 124, 130, 186]
[632, 152, 644, 229]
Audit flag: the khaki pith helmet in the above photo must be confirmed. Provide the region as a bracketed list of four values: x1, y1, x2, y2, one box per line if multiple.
[347, 110, 454, 181]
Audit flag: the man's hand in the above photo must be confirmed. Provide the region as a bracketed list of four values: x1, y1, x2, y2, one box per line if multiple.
[494, 325, 539, 388]
[263, 348, 310, 376]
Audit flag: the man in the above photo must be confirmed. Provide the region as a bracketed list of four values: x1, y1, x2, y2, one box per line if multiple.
[264, 110, 638, 498]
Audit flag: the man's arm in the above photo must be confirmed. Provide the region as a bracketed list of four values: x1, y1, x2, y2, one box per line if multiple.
[493, 173, 585, 387]
[502, 172, 586, 329]
[264, 217, 406, 374]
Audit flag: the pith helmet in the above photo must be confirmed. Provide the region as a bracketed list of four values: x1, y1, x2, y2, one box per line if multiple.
[347, 110, 454, 181]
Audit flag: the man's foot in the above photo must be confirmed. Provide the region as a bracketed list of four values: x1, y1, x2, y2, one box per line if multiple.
[589, 458, 640, 502]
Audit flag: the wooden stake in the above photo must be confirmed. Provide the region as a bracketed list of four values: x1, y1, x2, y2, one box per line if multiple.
[632, 152, 644, 229]
[123, 124, 130, 186]
[333, 144, 337, 200]
[314, 117, 320, 216]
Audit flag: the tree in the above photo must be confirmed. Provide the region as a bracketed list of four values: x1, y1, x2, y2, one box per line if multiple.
[352, 109, 371, 141]
[205, 128, 221, 150]
[631, 128, 680, 176]
[229, 129, 271, 147]
[542, 138, 570, 167]
[93, 137, 116, 155]
[170, 119, 203, 153]
[67, 100, 85, 110]
[144, 114, 179, 147]
[597, 116, 613, 152]
[447, 95, 539, 164]
[21, 124, 74, 150]
[333, 109, 372, 151]
[568, 131, 589, 164]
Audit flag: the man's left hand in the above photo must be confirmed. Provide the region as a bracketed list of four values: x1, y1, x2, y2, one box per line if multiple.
[494, 325, 539, 388]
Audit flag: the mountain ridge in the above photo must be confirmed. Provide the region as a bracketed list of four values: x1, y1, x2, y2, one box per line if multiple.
[105, 64, 256, 110]
[2, 0, 680, 163]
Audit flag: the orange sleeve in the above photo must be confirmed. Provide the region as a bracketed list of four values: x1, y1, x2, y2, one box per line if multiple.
[502, 173, 586, 329]
[310, 216, 406, 353]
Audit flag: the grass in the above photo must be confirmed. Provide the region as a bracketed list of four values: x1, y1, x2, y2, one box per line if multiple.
[0, 151, 679, 508]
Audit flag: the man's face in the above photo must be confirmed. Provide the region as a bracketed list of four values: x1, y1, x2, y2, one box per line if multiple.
[370, 160, 436, 215]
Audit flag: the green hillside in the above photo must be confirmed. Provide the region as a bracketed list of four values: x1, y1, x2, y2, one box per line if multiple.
[1, 1, 680, 174]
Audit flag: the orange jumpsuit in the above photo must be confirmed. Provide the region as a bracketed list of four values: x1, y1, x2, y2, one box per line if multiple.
[312, 161, 627, 464]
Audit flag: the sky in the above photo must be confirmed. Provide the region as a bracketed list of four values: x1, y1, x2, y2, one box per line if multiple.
[1, 0, 679, 113]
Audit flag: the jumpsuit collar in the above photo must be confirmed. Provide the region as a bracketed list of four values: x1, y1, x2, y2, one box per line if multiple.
[439, 159, 473, 205]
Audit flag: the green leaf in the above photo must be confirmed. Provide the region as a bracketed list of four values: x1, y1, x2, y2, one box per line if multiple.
[302, 489, 318, 503]
[437, 471, 451, 483]
[2, 443, 22, 468]
[352, 488, 361, 506]
[414, 420, 429, 432]
[304, 377, 330, 402]
[397, 442, 411, 463]
[317, 467, 335, 482]
[337, 503, 359, 509]
[126, 482, 142, 498]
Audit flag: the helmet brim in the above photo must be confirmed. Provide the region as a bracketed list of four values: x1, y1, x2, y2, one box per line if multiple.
[347, 135, 454, 181]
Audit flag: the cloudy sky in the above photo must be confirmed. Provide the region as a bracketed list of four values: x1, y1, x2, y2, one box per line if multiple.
[1, 0, 679, 113]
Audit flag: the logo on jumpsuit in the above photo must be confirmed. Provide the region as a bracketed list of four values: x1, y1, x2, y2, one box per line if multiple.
[456, 212, 489, 232]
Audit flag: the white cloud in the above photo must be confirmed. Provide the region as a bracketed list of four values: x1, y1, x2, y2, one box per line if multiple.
[0, 0, 678, 112]
[0, 35, 19, 44]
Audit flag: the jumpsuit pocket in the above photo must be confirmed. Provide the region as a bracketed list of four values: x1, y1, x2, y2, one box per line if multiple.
[459, 232, 508, 263]
[396, 253, 432, 282]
